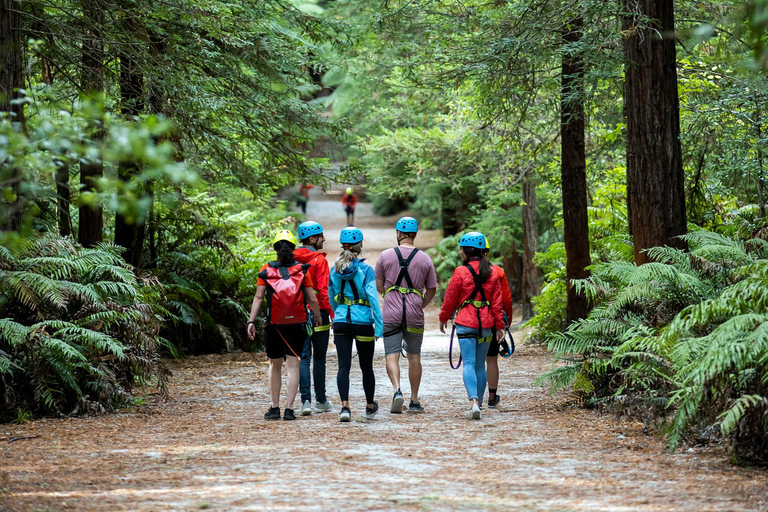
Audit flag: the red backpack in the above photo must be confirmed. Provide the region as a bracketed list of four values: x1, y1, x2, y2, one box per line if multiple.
[258, 262, 311, 324]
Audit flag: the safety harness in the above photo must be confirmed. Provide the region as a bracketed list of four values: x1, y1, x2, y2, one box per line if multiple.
[383, 247, 425, 341]
[448, 261, 494, 369]
[334, 277, 375, 342]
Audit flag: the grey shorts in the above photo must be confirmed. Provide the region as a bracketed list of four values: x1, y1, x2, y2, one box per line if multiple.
[383, 323, 424, 356]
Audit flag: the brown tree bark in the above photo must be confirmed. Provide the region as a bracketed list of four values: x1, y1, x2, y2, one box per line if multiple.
[624, 0, 687, 264]
[78, 0, 104, 247]
[1, 0, 25, 232]
[114, 49, 146, 266]
[521, 178, 541, 321]
[56, 161, 72, 236]
[561, 15, 592, 323]
[502, 242, 523, 302]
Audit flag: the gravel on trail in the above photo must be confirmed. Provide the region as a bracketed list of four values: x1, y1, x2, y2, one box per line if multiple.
[2, 189, 766, 511]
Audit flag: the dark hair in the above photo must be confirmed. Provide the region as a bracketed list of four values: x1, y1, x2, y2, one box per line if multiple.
[461, 246, 492, 282]
[275, 241, 296, 266]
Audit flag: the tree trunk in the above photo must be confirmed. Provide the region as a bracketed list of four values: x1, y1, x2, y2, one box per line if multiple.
[521, 178, 541, 321]
[56, 161, 72, 236]
[441, 187, 460, 237]
[1, 0, 25, 232]
[78, 0, 104, 248]
[114, 48, 146, 266]
[561, 15, 592, 323]
[502, 243, 523, 302]
[624, 0, 687, 264]
[756, 103, 766, 218]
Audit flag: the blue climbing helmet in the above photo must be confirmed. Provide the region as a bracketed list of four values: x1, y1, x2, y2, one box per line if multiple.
[340, 227, 364, 245]
[298, 221, 324, 240]
[459, 231, 486, 249]
[395, 216, 418, 233]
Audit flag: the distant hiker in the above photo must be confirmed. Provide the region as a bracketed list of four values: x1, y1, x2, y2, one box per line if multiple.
[247, 230, 322, 421]
[329, 227, 383, 422]
[439, 232, 505, 420]
[342, 187, 358, 226]
[482, 235, 514, 409]
[296, 183, 313, 214]
[375, 216, 437, 413]
[294, 221, 334, 416]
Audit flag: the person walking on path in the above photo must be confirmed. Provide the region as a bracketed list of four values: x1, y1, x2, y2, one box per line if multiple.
[329, 227, 383, 422]
[296, 183, 313, 214]
[482, 236, 514, 409]
[342, 187, 357, 226]
[375, 216, 437, 414]
[439, 232, 505, 420]
[294, 221, 334, 416]
[247, 230, 322, 421]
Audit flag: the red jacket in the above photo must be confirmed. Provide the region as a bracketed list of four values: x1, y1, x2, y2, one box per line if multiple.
[294, 247, 334, 317]
[439, 259, 505, 331]
[493, 265, 513, 322]
[342, 193, 357, 208]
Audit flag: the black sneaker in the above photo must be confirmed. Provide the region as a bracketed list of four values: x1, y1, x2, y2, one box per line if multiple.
[264, 407, 281, 420]
[488, 395, 500, 408]
[283, 408, 296, 421]
[365, 401, 379, 419]
[408, 400, 424, 412]
[339, 406, 351, 422]
[390, 390, 404, 414]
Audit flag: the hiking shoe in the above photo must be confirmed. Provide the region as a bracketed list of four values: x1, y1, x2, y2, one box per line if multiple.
[390, 390, 404, 414]
[283, 408, 296, 421]
[264, 407, 281, 420]
[339, 406, 351, 422]
[470, 403, 481, 420]
[314, 400, 333, 413]
[488, 395, 500, 408]
[301, 401, 312, 416]
[365, 401, 379, 419]
[408, 400, 424, 412]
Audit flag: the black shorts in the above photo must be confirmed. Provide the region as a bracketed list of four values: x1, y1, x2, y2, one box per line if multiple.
[345, 205, 355, 215]
[265, 323, 308, 359]
[487, 328, 500, 357]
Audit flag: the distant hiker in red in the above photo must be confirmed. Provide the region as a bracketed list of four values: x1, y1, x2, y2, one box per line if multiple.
[247, 230, 322, 421]
[294, 221, 334, 416]
[439, 231, 505, 420]
[482, 235, 514, 409]
[296, 183, 313, 214]
[342, 187, 358, 226]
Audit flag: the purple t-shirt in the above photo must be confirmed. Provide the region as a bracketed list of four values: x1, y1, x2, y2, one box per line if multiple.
[375, 247, 437, 326]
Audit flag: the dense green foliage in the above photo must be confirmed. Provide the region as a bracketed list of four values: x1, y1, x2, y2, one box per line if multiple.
[0, 235, 168, 421]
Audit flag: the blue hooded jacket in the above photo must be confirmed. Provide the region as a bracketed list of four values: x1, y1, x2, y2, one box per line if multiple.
[329, 259, 383, 337]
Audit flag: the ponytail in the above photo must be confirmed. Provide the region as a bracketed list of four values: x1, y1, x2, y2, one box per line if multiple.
[275, 241, 296, 266]
[462, 246, 492, 282]
[335, 242, 362, 273]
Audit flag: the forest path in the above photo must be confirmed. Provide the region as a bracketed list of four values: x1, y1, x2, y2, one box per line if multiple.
[2, 188, 767, 511]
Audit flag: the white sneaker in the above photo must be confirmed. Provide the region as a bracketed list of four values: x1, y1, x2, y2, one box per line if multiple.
[313, 400, 333, 413]
[339, 407, 351, 422]
[301, 401, 312, 416]
[470, 403, 481, 420]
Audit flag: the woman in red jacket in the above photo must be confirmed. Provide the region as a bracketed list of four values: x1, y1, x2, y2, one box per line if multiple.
[439, 232, 505, 420]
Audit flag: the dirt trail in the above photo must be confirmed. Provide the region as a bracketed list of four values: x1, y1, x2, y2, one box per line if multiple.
[2, 189, 767, 512]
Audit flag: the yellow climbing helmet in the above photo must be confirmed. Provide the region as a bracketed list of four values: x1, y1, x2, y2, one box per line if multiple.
[272, 229, 298, 248]
[345, 187, 354, 195]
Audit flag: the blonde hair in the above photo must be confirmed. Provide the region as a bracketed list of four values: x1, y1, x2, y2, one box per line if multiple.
[335, 242, 363, 273]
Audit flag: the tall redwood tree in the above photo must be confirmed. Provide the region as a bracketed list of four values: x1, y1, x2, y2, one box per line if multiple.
[561, 14, 592, 323]
[623, 0, 687, 264]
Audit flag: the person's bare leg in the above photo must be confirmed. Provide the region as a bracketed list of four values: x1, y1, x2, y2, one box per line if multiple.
[269, 358, 283, 407]
[285, 356, 300, 410]
[486, 355, 499, 391]
[407, 352, 422, 402]
[385, 353, 401, 392]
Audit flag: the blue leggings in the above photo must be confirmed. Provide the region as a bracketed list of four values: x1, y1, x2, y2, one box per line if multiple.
[456, 325, 492, 402]
[300, 311, 330, 404]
